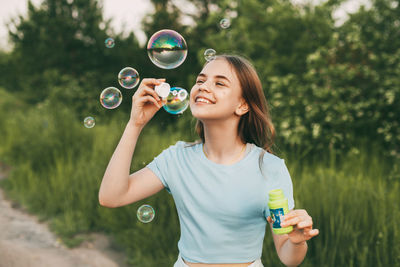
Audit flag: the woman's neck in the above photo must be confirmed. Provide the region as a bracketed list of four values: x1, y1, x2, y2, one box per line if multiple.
[202, 120, 246, 163]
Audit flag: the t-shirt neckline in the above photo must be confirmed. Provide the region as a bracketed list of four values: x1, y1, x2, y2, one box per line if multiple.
[198, 143, 255, 168]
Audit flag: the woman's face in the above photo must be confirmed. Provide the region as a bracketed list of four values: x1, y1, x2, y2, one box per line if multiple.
[189, 59, 247, 121]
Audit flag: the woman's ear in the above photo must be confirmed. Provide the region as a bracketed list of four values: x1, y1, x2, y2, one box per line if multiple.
[235, 100, 249, 116]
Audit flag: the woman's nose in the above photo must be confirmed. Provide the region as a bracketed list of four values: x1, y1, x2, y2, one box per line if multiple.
[198, 82, 211, 92]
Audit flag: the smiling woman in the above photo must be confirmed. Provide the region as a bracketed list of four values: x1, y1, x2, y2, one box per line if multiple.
[99, 54, 319, 267]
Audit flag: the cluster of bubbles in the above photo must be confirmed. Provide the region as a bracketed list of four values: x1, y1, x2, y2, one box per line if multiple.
[96, 18, 231, 219]
[97, 30, 190, 119]
[137, 204, 155, 223]
[146, 29, 189, 114]
[200, 18, 231, 62]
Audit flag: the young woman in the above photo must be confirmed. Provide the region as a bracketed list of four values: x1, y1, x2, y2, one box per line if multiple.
[99, 55, 319, 267]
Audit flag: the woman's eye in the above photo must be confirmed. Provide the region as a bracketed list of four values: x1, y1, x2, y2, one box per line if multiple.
[196, 80, 204, 84]
[216, 82, 225, 86]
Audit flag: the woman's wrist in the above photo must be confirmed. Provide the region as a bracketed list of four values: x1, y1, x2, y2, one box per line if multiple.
[127, 119, 145, 130]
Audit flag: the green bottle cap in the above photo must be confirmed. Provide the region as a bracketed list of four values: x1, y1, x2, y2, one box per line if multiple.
[268, 189, 285, 201]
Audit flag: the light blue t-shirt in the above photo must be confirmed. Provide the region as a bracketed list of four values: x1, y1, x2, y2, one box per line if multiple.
[146, 141, 295, 264]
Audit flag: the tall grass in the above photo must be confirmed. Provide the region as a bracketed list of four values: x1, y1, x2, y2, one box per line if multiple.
[0, 88, 398, 266]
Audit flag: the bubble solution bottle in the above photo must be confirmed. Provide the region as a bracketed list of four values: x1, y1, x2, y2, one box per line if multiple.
[268, 189, 293, 234]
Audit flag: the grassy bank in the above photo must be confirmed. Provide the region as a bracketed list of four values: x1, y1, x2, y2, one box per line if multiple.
[0, 88, 398, 266]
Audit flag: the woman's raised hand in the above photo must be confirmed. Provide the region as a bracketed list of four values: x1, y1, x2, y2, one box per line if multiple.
[129, 78, 166, 128]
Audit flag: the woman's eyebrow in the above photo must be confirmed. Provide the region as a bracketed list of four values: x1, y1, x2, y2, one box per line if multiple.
[197, 73, 231, 83]
[215, 75, 231, 83]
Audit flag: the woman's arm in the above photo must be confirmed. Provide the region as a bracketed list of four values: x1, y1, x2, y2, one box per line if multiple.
[98, 78, 165, 207]
[267, 209, 319, 266]
[98, 122, 143, 206]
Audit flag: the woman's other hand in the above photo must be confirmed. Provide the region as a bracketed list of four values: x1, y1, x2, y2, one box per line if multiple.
[267, 209, 319, 244]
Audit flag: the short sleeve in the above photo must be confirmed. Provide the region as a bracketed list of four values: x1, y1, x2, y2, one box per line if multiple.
[263, 159, 295, 218]
[280, 159, 295, 210]
[145, 146, 174, 195]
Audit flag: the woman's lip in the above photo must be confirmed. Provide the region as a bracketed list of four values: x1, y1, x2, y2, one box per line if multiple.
[191, 97, 215, 105]
[195, 96, 215, 104]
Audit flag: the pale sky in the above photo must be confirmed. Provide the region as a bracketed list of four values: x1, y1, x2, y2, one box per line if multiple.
[0, 0, 370, 52]
[0, 0, 153, 50]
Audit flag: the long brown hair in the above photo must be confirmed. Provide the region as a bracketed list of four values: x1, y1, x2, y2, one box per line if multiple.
[186, 55, 276, 175]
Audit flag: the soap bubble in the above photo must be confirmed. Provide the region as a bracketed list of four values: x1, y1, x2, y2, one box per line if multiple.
[100, 87, 122, 109]
[163, 87, 189, 114]
[204, 49, 216, 61]
[137, 204, 155, 223]
[219, 18, 231, 29]
[147, 29, 188, 69]
[105, 37, 115, 48]
[118, 67, 140, 89]
[83, 116, 95, 128]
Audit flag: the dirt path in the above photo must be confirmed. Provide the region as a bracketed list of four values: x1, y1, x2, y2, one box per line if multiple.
[0, 168, 128, 267]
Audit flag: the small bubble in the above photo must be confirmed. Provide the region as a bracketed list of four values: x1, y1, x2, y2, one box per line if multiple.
[118, 67, 140, 89]
[204, 48, 216, 62]
[137, 204, 155, 223]
[219, 18, 231, 29]
[100, 87, 122, 109]
[105, 37, 115, 48]
[84, 116, 95, 128]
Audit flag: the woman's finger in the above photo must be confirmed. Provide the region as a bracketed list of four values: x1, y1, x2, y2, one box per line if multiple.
[281, 216, 301, 227]
[309, 229, 319, 236]
[142, 87, 161, 101]
[297, 218, 313, 229]
[140, 78, 166, 86]
[138, 95, 161, 108]
[304, 228, 319, 238]
[283, 209, 307, 220]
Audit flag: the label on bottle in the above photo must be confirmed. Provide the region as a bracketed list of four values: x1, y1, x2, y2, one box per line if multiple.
[270, 207, 285, 229]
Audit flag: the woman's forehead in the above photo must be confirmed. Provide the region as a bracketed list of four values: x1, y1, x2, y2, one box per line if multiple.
[200, 59, 236, 79]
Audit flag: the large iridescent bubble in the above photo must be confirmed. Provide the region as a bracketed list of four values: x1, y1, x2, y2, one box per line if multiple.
[147, 29, 188, 69]
[100, 87, 122, 109]
[118, 67, 140, 89]
[163, 87, 189, 114]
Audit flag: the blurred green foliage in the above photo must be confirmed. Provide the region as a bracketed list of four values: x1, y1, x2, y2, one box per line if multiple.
[0, 0, 399, 266]
[1, 0, 398, 155]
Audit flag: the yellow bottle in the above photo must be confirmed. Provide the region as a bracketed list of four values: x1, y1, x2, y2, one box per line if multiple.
[268, 189, 293, 234]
